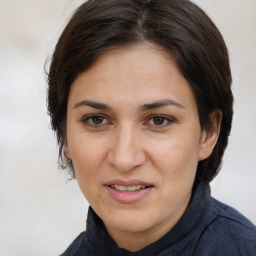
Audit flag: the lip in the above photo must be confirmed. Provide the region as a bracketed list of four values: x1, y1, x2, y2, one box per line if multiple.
[104, 179, 154, 204]
[104, 179, 153, 187]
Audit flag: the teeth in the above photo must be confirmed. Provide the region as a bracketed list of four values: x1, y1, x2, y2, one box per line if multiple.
[110, 185, 146, 192]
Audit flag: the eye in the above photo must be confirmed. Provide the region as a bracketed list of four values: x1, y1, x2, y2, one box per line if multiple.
[147, 115, 174, 127]
[82, 115, 109, 127]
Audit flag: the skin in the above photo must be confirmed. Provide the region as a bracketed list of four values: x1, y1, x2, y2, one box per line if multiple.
[64, 44, 221, 252]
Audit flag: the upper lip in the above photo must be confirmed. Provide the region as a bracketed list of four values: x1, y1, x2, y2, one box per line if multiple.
[104, 179, 153, 187]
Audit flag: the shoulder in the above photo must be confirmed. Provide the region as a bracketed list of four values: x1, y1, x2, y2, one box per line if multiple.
[195, 198, 256, 256]
[212, 198, 256, 241]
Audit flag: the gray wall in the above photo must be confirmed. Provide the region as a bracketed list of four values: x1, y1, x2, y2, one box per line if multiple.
[0, 0, 255, 255]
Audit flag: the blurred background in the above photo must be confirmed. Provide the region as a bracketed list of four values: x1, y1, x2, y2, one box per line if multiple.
[0, 0, 255, 255]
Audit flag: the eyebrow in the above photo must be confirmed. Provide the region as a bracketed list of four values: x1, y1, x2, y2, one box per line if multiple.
[73, 100, 112, 110]
[73, 99, 185, 111]
[139, 99, 185, 111]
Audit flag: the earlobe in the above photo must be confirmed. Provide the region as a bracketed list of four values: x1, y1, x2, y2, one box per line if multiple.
[198, 110, 222, 161]
[64, 144, 71, 159]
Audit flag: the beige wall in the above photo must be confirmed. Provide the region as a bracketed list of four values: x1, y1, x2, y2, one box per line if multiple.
[0, 0, 255, 255]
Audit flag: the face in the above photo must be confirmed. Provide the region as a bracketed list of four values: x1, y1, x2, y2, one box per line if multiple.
[65, 44, 218, 251]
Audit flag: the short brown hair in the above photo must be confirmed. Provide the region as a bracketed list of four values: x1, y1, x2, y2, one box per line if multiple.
[47, 0, 233, 184]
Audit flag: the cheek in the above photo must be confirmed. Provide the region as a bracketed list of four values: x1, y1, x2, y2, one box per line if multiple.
[69, 135, 107, 174]
[69, 137, 108, 200]
[150, 135, 199, 178]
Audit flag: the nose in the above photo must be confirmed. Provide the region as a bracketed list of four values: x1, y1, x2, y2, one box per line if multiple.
[107, 124, 146, 172]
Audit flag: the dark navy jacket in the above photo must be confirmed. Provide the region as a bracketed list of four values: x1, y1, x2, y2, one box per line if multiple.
[60, 184, 256, 255]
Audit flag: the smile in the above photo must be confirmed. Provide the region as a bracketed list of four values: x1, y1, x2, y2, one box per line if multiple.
[110, 185, 147, 192]
[104, 180, 154, 203]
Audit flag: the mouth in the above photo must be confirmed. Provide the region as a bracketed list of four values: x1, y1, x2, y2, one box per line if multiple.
[104, 180, 154, 203]
[109, 184, 150, 192]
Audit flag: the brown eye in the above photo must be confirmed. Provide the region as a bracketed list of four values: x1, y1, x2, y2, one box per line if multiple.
[82, 115, 109, 127]
[91, 116, 104, 124]
[147, 115, 174, 127]
[152, 116, 165, 125]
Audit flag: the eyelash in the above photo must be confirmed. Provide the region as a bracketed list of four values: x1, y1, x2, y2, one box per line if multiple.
[146, 115, 175, 128]
[81, 114, 175, 129]
[81, 114, 110, 128]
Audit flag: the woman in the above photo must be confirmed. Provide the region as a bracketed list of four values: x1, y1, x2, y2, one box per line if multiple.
[47, 0, 256, 255]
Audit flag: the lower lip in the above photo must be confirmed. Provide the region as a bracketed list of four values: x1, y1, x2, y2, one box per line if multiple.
[105, 186, 154, 204]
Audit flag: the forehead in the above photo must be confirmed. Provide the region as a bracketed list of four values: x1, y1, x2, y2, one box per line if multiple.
[68, 44, 197, 111]
[85, 44, 178, 81]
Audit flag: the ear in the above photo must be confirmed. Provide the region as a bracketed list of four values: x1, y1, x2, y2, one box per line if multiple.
[63, 142, 71, 159]
[198, 109, 222, 161]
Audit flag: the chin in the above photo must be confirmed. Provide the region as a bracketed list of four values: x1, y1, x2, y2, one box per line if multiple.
[101, 208, 156, 233]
